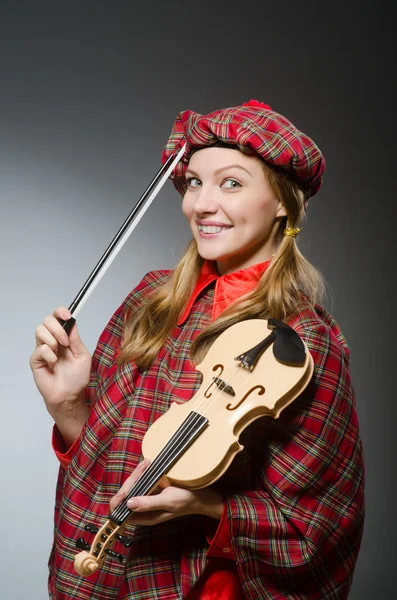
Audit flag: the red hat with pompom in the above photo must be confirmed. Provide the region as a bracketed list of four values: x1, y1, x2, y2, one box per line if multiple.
[162, 99, 325, 199]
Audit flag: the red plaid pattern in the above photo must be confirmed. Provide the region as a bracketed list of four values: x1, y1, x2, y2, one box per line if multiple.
[162, 99, 326, 199]
[48, 270, 364, 599]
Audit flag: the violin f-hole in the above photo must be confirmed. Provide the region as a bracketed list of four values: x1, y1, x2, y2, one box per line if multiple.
[226, 385, 266, 411]
[204, 364, 223, 397]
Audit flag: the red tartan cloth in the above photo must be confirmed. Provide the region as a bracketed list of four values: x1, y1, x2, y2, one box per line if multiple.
[52, 260, 270, 598]
[49, 261, 364, 599]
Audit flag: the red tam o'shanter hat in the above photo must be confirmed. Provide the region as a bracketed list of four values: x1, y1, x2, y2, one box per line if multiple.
[162, 99, 325, 199]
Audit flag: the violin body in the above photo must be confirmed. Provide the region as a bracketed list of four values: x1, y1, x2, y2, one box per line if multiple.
[74, 318, 313, 576]
[143, 319, 313, 490]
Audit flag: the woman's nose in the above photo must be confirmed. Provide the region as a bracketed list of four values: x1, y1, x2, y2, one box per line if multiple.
[192, 188, 218, 214]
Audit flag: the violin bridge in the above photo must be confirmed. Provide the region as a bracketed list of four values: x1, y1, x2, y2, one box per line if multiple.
[213, 377, 236, 396]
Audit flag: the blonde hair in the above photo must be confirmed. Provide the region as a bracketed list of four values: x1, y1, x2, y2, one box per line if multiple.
[117, 161, 325, 369]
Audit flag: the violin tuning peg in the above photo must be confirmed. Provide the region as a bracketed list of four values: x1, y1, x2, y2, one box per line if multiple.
[76, 537, 91, 551]
[84, 523, 99, 534]
[104, 548, 124, 563]
[115, 534, 134, 548]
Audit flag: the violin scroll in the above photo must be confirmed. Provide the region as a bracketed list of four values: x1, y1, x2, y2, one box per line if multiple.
[74, 551, 99, 576]
[73, 519, 126, 576]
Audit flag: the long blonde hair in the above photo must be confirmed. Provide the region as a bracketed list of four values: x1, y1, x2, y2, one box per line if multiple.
[117, 161, 325, 369]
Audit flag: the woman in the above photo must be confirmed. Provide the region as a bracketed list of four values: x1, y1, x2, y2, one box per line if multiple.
[30, 100, 365, 599]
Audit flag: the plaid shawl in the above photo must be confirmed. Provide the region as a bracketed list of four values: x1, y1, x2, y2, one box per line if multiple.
[48, 271, 364, 599]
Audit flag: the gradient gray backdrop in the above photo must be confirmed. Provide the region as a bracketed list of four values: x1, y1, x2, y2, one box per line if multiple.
[0, 1, 395, 598]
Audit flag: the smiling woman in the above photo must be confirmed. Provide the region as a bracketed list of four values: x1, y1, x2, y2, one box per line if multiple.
[30, 100, 365, 600]
[182, 147, 286, 274]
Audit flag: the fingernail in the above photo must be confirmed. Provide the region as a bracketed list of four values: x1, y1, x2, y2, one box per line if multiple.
[127, 499, 138, 509]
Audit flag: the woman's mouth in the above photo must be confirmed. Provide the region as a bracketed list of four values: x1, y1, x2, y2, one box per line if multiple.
[197, 224, 233, 238]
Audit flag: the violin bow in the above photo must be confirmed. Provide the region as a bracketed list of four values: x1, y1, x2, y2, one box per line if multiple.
[59, 144, 187, 334]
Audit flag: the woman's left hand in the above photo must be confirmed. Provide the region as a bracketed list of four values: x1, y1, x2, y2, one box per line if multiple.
[110, 459, 224, 525]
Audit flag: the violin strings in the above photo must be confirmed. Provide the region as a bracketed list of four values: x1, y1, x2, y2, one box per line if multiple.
[135, 333, 306, 501]
[111, 412, 207, 522]
[112, 323, 310, 523]
[111, 414, 208, 521]
[111, 332, 278, 522]
[111, 362, 246, 522]
[111, 353, 259, 523]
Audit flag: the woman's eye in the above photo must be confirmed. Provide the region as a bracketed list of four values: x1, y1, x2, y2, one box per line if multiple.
[186, 177, 201, 188]
[222, 179, 241, 189]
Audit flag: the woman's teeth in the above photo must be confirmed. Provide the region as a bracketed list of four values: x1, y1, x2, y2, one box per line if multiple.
[198, 225, 231, 234]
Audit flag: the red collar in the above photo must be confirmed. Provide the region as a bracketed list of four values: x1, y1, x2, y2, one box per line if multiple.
[178, 260, 271, 325]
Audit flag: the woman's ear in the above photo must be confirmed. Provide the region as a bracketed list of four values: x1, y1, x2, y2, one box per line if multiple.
[276, 202, 287, 218]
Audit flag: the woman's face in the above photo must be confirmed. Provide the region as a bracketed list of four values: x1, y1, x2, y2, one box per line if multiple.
[182, 147, 286, 275]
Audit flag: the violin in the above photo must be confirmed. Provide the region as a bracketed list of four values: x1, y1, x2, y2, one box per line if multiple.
[74, 317, 313, 576]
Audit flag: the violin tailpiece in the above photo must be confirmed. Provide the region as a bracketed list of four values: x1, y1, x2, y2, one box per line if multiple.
[235, 330, 276, 370]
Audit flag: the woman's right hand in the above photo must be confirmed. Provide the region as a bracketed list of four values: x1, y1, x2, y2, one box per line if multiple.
[29, 306, 92, 417]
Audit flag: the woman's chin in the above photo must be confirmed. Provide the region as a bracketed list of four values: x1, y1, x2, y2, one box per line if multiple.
[196, 239, 231, 260]
[197, 248, 228, 262]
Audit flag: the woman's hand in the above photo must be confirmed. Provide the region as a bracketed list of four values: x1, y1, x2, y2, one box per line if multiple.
[29, 306, 91, 445]
[110, 459, 224, 525]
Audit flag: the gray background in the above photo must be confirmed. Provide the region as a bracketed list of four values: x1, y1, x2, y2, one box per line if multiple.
[0, 1, 395, 598]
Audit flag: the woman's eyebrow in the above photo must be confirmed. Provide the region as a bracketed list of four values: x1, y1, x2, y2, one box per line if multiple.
[185, 164, 252, 177]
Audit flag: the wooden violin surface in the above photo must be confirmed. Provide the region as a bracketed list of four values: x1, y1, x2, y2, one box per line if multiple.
[74, 318, 313, 576]
[142, 319, 313, 489]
